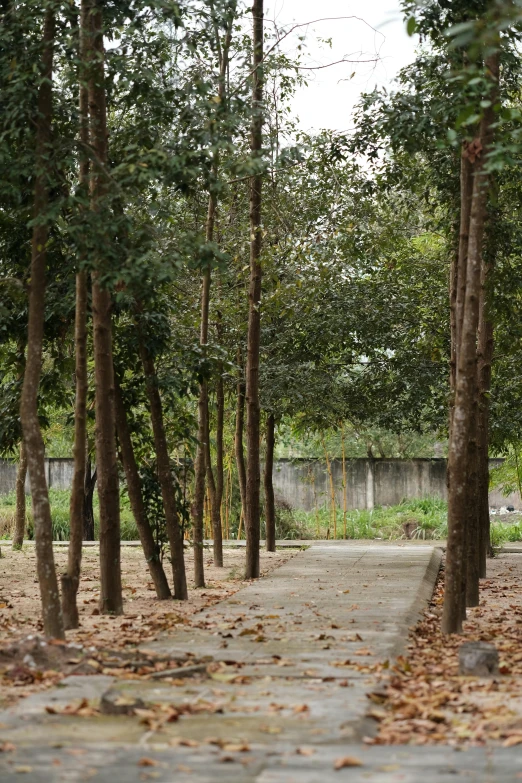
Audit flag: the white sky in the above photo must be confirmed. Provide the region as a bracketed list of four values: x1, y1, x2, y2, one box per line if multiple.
[265, 0, 417, 132]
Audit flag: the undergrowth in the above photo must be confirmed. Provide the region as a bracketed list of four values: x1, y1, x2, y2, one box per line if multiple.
[1, 490, 520, 544]
[0, 488, 137, 541]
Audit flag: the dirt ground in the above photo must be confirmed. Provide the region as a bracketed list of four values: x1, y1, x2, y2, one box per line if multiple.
[370, 552, 522, 747]
[0, 544, 296, 708]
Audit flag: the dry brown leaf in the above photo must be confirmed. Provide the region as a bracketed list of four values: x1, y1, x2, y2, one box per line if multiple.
[137, 758, 159, 767]
[334, 756, 364, 770]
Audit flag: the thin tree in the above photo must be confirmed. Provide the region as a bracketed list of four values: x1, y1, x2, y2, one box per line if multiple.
[20, 4, 65, 640]
[205, 368, 224, 567]
[114, 377, 171, 599]
[244, 0, 264, 579]
[442, 52, 499, 634]
[264, 413, 276, 551]
[139, 340, 188, 600]
[191, 6, 235, 583]
[13, 440, 27, 550]
[235, 347, 247, 519]
[61, 0, 90, 629]
[88, 0, 122, 615]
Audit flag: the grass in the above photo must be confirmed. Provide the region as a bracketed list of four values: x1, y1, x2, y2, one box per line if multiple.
[1, 490, 520, 545]
[292, 497, 449, 540]
[0, 488, 138, 541]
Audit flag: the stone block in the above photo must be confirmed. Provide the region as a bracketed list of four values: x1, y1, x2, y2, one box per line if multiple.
[459, 641, 499, 676]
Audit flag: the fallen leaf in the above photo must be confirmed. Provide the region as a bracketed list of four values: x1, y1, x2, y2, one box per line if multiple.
[334, 756, 363, 770]
[137, 758, 159, 767]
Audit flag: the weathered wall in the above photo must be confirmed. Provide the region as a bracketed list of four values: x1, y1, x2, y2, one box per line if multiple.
[272, 458, 520, 511]
[1, 456, 518, 510]
[0, 459, 75, 495]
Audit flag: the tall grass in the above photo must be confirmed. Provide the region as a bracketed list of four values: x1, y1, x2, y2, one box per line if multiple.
[0, 488, 138, 541]
[293, 497, 449, 540]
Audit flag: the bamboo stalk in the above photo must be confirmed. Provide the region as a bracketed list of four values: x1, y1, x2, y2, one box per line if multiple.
[321, 434, 336, 539]
[341, 421, 347, 539]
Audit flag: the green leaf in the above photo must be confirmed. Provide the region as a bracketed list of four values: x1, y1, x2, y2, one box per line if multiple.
[406, 17, 417, 37]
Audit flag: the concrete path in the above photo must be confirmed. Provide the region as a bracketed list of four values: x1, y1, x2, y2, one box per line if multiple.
[1, 543, 519, 781]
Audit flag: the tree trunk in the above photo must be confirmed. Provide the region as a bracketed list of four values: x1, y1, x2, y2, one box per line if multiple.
[235, 349, 247, 520]
[13, 441, 27, 550]
[264, 413, 276, 552]
[61, 268, 88, 628]
[341, 421, 347, 539]
[191, 278, 209, 589]
[83, 456, 96, 541]
[20, 7, 65, 640]
[442, 53, 498, 634]
[88, 0, 122, 616]
[245, 0, 264, 580]
[477, 315, 494, 572]
[139, 342, 188, 600]
[206, 373, 224, 567]
[114, 378, 171, 600]
[61, 11, 90, 627]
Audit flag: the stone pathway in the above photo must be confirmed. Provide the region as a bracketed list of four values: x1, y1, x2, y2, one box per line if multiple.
[1, 543, 520, 780]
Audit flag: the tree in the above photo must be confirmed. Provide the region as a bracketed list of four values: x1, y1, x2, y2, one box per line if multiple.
[19, 3, 65, 640]
[245, 0, 264, 579]
[87, 0, 122, 615]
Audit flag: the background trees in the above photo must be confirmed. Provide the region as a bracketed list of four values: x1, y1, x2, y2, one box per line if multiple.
[2, 0, 522, 636]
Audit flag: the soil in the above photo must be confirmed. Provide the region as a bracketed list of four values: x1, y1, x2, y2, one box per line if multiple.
[0, 544, 296, 708]
[369, 553, 522, 747]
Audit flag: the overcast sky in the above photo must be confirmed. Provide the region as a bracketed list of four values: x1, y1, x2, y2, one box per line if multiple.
[264, 0, 417, 133]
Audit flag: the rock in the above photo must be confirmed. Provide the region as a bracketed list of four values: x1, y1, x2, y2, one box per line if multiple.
[459, 641, 499, 676]
[99, 689, 145, 716]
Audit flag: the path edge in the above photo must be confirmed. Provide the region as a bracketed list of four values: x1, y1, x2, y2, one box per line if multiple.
[389, 546, 443, 660]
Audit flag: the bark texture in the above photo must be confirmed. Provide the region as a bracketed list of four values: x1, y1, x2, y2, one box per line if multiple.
[235, 349, 247, 519]
[139, 342, 188, 600]
[88, 0, 122, 615]
[264, 413, 276, 552]
[61, 9, 90, 628]
[20, 7, 65, 640]
[83, 457, 96, 540]
[114, 378, 171, 600]
[442, 53, 499, 634]
[13, 440, 27, 550]
[245, 0, 264, 579]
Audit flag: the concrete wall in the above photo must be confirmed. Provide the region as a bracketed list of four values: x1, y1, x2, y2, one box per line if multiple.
[0, 458, 75, 495]
[272, 458, 520, 511]
[1, 456, 519, 510]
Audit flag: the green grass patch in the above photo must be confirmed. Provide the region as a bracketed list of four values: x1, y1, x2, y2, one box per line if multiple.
[292, 497, 449, 540]
[0, 488, 138, 541]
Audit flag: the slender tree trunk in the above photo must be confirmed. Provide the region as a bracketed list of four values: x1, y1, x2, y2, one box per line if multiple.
[245, 0, 264, 579]
[191, 263, 209, 587]
[114, 378, 171, 599]
[477, 315, 494, 572]
[139, 342, 188, 600]
[20, 8, 64, 640]
[191, 13, 234, 578]
[442, 53, 498, 634]
[83, 455, 96, 540]
[88, 0, 122, 615]
[321, 434, 336, 539]
[235, 349, 247, 519]
[264, 413, 276, 551]
[61, 267, 88, 628]
[206, 373, 224, 566]
[341, 421, 347, 539]
[13, 440, 27, 550]
[61, 14, 90, 627]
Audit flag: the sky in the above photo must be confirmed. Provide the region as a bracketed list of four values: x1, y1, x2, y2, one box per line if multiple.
[264, 0, 418, 133]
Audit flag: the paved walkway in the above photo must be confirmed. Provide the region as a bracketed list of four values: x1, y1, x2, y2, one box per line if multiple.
[1, 543, 519, 781]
